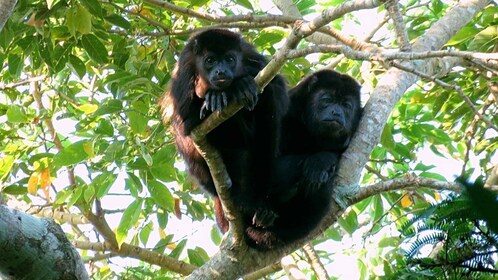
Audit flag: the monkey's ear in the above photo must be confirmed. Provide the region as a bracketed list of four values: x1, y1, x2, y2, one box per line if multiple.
[193, 39, 201, 55]
[307, 75, 319, 93]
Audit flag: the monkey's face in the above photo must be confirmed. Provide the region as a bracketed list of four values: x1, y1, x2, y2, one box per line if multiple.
[197, 50, 242, 90]
[306, 88, 360, 150]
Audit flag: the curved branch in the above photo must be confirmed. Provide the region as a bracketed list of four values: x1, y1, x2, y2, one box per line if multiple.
[350, 176, 462, 205]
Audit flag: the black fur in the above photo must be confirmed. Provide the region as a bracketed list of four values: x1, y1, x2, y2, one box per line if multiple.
[160, 29, 289, 233]
[247, 69, 362, 249]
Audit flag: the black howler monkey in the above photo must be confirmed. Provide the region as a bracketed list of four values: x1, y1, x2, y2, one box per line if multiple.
[160, 29, 288, 233]
[246, 69, 362, 249]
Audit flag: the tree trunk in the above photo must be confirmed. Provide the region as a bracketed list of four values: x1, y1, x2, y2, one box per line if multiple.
[0, 205, 89, 280]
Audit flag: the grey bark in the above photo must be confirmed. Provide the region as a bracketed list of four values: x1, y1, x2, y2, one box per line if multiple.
[0, 0, 17, 31]
[0, 205, 89, 280]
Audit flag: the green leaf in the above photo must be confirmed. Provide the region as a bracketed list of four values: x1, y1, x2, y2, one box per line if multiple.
[104, 14, 131, 30]
[233, 0, 253, 10]
[80, 0, 103, 18]
[77, 103, 98, 114]
[95, 119, 114, 137]
[67, 4, 92, 36]
[337, 210, 358, 235]
[116, 199, 143, 245]
[128, 111, 147, 135]
[8, 54, 22, 76]
[378, 237, 400, 248]
[2, 185, 27, 195]
[468, 26, 498, 51]
[139, 222, 153, 246]
[187, 247, 209, 266]
[94, 99, 123, 115]
[169, 239, 187, 259]
[68, 55, 86, 78]
[419, 172, 447, 181]
[54, 189, 72, 205]
[81, 34, 108, 63]
[53, 140, 92, 169]
[93, 172, 117, 198]
[148, 181, 174, 211]
[325, 227, 342, 241]
[380, 123, 395, 150]
[67, 187, 84, 207]
[6, 105, 28, 123]
[210, 226, 222, 245]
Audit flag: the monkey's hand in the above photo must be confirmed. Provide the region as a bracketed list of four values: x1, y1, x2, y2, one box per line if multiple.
[200, 89, 228, 119]
[300, 152, 339, 196]
[233, 76, 258, 111]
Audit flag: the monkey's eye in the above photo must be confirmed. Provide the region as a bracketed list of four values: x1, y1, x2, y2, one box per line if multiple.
[343, 101, 353, 109]
[225, 55, 236, 65]
[204, 57, 216, 66]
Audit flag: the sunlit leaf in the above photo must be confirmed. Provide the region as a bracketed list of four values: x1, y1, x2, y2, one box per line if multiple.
[77, 103, 98, 114]
[0, 155, 15, 180]
[400, 194, 413, 208]
[28, 172, 39, 194]
[53, 140, 92, 169]
[148, 181, 174, 211]
[116, 199, 143, 246]
[6, 105, 28, 123]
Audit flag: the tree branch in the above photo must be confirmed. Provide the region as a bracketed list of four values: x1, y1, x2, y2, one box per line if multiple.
[385, 0, 411, 50]
[350, 176, 462, 205]
[72, 240, 197, 275]
[302, 243, 330, 280]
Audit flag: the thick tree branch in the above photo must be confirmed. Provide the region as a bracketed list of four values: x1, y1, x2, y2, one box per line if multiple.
[0, 206, 89, 279]
[0, 0, 16, 31]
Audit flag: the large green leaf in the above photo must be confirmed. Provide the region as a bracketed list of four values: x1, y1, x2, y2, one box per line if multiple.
[81, 34, 108, 64]
[116, 199, 143, 245]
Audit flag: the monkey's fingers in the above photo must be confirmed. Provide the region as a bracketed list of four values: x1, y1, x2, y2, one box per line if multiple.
[200, 102, 209, 119]
[221, 92, 228, 109]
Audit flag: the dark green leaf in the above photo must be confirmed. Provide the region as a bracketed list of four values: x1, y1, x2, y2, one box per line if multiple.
[80, 0, 103, 17]
[69, 55, 86, 78]
[104, 14, 131, 30]
[93, 99, 123, 115]
[81, 34, 108, 64]
[8, 54, 22, 76]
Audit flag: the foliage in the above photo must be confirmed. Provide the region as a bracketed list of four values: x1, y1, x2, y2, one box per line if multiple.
[392, 183, 498, 279]
[0, 0, 497, 278]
